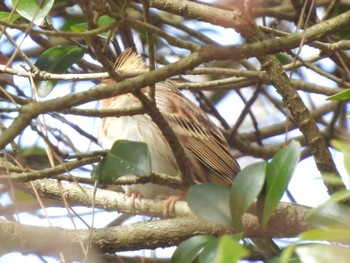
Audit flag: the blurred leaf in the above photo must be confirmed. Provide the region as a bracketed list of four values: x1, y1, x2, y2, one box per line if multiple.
[0, 11, 21, 23]
[20, 146, 51, 169]
[321, 189, 350, 203]
[13, 189, 34, 202]
[171, 235, 215, 263]
[249, 238, 279, 259]
[12, 0, 54, 26]
[330, 139, 350, 176]
[335, 6, 350, 39]
[259, 141, 301, 227]
[91, 140, 152, 183]
[276, 53, 291, 65]
[280, 243, 299, 263]
[215, 235, 249, 263]
[199, 237, 219, 263]
[347, 111, 350, 120]
[268, 254, 301, 263]
[230, 162, 266, 230]
[70, 15, 115, 38]
[198, 234, 248, 263]
[300, 228, 350, 244]
[321, 173, 346, 186]
[306, 201, 350, 228]
[34, 45, 84, 97]
[21, 146, 47, 155]
[188, 183, 231, 226]
[306, 189, 350, 225]
[59, 16, 85, 31]
[296, 244, 350, 263]
[327, 89, 350, 101]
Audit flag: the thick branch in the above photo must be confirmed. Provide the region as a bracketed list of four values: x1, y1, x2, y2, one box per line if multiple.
[0, 208, 307, 259]
[0, 201, 309, 260]
[11, 180, 309, 234]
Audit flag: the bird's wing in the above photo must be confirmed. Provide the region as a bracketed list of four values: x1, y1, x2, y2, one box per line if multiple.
[156, 81, 240, 186]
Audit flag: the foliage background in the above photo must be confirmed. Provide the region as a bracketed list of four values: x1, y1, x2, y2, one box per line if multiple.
[1, 0, 350, 262]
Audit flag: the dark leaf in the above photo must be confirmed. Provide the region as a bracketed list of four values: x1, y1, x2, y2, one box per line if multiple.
[199, 237, 219, 263]
[230, 162, 266, 230]
[258, 141, 301, 227]
[91, 140, 152, 183]
[34, 45, 84, 97]
[70, 15, 116, 38]
[171, 235, 215, 263]
[188, 184, 231, 226]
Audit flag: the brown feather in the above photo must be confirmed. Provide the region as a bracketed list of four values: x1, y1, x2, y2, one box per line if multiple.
[155, 82, 240, 186]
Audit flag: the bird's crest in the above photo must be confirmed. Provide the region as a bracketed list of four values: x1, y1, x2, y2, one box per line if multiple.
[114, 48, 147, 71]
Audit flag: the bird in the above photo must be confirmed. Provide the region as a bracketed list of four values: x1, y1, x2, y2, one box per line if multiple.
[97, 50, 279, 257]
[97, 49, 240, 211]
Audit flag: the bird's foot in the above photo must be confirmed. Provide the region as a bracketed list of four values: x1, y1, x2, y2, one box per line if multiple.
[157, 193, 185, 218]
[124, 191, 142, 208]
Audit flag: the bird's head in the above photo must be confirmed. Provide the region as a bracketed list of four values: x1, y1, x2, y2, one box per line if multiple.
[100, 48, 147, 108]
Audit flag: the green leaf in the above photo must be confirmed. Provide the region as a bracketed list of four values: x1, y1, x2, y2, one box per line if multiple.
[13, 189, 34, 202]
[230, 162, 266, 230]
[327, 89, 350, 101]
[91, 140, 152, 183]
[320, 173, 346, 186]
[296, 244, 350, 263]
[199, 237, 220, 263]
[305, 189, 350, 226]
[300, 228, 350, 244]
[198, 234, 248, 263]
[280, 243, 299, 263]
[34, 45, 84, 97]
[171, 235, 215, 263]
[188, 184, 231, 226]
[215, 235, 249, 263]
[59, 16, 84, 31]
[275, 53, 291, 65]
[259, 141, 301, 227]
[0, 11, 21, 23]
[70, 15, 116, 38]
[249, 238, 279, 259]
[12, 0, 54, 26]
[268, 254, 301, 263]
[335, 6, 350, 39]
[306, 201, 350, 228]
[330, 139, 350, 176]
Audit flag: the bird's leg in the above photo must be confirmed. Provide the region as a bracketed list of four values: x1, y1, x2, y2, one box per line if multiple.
[124, 191, 142, 208]
[157, 192, 186, 218]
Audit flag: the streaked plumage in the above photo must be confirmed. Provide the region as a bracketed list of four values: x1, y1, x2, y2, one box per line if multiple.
[98, 49, 240, 198]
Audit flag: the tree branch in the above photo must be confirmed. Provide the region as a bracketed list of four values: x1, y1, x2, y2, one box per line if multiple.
[0, 187, 309, 259]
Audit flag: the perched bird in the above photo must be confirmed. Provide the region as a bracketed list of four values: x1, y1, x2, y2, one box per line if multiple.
[97, 50, 278, 257]
[98, 49, 240, 204]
